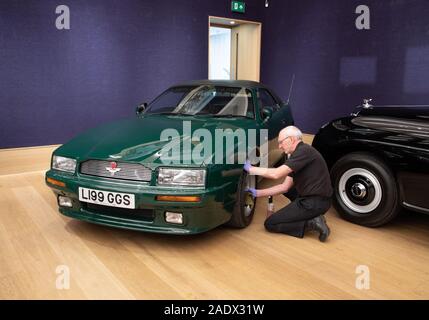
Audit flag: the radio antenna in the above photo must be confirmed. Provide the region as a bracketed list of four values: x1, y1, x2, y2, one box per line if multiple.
[286, 73, 295, 105]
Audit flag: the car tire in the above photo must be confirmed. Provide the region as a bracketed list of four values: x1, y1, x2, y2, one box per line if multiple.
[273, 154, 286, 168]
[331, 152, 401, 227]
[226, 170, 258, 228]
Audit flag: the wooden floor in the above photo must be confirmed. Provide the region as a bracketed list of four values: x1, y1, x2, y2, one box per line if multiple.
[1, 138, 429, 299]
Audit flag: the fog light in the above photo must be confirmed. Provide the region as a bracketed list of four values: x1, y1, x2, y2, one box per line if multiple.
[58, 196, 73, 208]
[165, 211, 183, 224]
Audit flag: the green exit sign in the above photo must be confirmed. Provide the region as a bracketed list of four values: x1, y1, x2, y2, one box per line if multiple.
[231, 1, 245, 13]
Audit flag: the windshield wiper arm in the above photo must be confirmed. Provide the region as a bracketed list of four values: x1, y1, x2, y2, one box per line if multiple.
[177, 113, 197, 116]
[211, 114, 248, 118]
[151, 112, 194, 116]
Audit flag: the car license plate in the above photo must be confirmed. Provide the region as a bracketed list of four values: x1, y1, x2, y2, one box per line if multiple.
[78, 187, 135, 209]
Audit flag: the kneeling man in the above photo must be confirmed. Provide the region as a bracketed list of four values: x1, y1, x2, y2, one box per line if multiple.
[244, 126, 332, 242]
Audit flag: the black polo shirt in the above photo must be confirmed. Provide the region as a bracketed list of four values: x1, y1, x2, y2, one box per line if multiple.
[284, 141, 333, 198]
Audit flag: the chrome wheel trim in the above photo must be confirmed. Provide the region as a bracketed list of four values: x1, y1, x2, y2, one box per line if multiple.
[243, 174, 256, 217]
[351, 182, 367, 199]
[338, 168, 382, 213]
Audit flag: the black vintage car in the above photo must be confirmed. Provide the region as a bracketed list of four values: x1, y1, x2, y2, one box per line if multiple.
[312, 100, 429, 227]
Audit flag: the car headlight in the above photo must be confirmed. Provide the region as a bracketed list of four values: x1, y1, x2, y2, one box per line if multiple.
[52, 156, 77, 173]
[157, 168, 206, 187]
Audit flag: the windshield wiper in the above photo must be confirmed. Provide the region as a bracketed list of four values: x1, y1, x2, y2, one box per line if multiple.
[150, 112, 249, 118]
[150, 112, 194, 116]
[177, 113, 197, 116]
[211, 114, 249, 118]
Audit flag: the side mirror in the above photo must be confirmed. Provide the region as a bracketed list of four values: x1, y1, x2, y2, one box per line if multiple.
[136, 102, 148, 115]
[261, 107, 273, 121]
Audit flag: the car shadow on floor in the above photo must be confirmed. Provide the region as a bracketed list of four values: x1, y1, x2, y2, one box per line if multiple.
[386, 209, 429, 230]
[63, 218, 233, 251]
[63, 206, 429, 253]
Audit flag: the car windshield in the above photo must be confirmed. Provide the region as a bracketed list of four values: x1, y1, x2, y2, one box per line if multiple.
[145, 85, 255, 118]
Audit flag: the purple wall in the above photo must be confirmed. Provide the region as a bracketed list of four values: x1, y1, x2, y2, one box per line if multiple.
[261, 0, 429, 133]
[0, 0, 262, 148]
[2, 0, 429, 147]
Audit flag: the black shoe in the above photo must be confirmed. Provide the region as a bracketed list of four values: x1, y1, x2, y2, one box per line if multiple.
[306, 215, 330, 242]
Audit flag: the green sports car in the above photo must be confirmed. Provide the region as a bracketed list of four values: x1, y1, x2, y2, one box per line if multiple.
[45, 80, 294, 234]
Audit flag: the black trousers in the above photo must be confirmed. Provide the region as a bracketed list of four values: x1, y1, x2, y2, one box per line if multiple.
[264, 188, 331, 238]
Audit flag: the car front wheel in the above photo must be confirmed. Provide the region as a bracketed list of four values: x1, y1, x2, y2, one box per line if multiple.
[331, 152, 401, 227]
[226, 171, 257, 228]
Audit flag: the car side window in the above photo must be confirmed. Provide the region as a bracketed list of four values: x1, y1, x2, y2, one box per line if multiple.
[258, 89, 279, 110]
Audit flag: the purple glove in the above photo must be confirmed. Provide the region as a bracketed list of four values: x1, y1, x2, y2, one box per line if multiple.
[244, 187, 258, 197]
[243, 159, 252, 173]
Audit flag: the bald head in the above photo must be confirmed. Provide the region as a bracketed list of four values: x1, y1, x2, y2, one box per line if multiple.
[279, 126, 303, 141]
[277, 126, 303, 154]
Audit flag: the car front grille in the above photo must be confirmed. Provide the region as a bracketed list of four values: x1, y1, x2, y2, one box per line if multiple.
[82, 203, 155, 221]
[80, 160, 152, 182]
